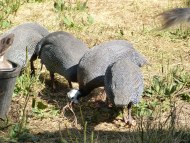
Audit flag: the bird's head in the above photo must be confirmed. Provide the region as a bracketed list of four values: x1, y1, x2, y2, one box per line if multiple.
[67, 89, 81, 104]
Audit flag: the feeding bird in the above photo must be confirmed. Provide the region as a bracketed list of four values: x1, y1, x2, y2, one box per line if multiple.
[1, 22, 49, 75]
[67, 40, 148, 104]
[104, 58, 144, 126]
[36, 31, 89, 89]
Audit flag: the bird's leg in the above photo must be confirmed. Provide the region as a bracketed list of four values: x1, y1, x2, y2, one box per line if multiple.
[30, 61, 35, 76]
[50, 72, 56, 90]
[68, 81, 73, 88]
[40, 63, 43, 71]
[123, 102, 135, 126]
[30, 53, 38, 76]
[123, 106, 128, 123]
[127, 102, 133, 125]
[105, 96, 115, 108]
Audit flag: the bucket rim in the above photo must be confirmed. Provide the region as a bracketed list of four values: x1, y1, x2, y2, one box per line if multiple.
[0, 61, 21, 79]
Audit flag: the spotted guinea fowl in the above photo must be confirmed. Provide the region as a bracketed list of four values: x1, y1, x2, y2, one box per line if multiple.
[36, 31, 89, 89]
[0, 34, 14, 70]
[104, 58, 144, 126]
[1, 22, 49, 74]
[158, 8, 190, 29]
[67, 40, 148, 104]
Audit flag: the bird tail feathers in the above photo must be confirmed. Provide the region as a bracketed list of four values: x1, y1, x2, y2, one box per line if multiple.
[158, 8, 190, 29]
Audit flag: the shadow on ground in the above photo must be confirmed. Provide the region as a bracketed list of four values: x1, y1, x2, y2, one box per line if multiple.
[1, 125, 190, 143]
[38, 72, 123, 128]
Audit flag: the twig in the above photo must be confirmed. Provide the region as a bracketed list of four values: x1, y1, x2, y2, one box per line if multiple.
[62, 102, 78, 126]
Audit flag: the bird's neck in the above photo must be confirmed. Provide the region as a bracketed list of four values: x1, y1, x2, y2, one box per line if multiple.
[77, 89, 88, 99]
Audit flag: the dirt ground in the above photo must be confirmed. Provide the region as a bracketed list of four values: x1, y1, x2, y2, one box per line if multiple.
[0, 0, 190, 142]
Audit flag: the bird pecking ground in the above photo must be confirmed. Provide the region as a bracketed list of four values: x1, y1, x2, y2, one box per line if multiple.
[0, 0, 190, 142]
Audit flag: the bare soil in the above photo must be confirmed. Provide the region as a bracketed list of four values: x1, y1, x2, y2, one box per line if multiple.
[0, 0, 190, 142]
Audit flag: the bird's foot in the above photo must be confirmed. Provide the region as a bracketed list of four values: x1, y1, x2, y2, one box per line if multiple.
[123, 116, 136, 127]
[50, 83, 56, 92]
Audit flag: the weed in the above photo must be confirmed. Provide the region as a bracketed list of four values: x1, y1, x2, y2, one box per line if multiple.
[3, 50, 42, 142]
[31, 98, 59, 119]
[27, 0, 44, 3]
[0, 50, 37, 142]
[169, 28, 190, 40]
[8, 68, 38, 142]
[133, 116, 190, 143]
[54, 0, 88, 12]
[0, 0, 190, 142]
[184, 0, 190, 6]
[58, 121, 95, 143]
[0, 0, 23, 29]
[54, 0, 93, 29]
[63, 16, 75, 28]
[76, 0, 88, 11]
[134, 65, 190, 118]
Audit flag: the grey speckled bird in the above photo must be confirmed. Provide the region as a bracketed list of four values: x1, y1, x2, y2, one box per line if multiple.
[67, 40, 148, 104]
[1, 22, 49, 74]
[158, 8, 190, 29]
[36, 31, 89, 89]
[104, 58, 144, 126]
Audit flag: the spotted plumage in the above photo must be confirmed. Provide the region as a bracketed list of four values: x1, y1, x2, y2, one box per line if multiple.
[104, 58, 144, 125]
[1, 22, 49, 73]
[67, 40, 148, 102]
[36, 31, 89, 88]
[104, 58, 143, 106]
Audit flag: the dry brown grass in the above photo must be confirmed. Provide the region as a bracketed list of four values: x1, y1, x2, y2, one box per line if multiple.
[7, 0, 190, 81]
[0, 0, 190, 142]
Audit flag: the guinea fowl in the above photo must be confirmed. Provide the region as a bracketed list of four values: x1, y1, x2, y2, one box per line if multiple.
[36, 31, 89, 89]
[67, 40, 148, 104]
[1, 22, 49, 75]
[104, 58, 144, 126]
[158, 8, 190, 29]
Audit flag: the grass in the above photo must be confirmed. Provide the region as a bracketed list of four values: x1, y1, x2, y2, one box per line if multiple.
[0, 0, 190, 142]
[53, 0, 93, 30]
[0, 0, 24, 29]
